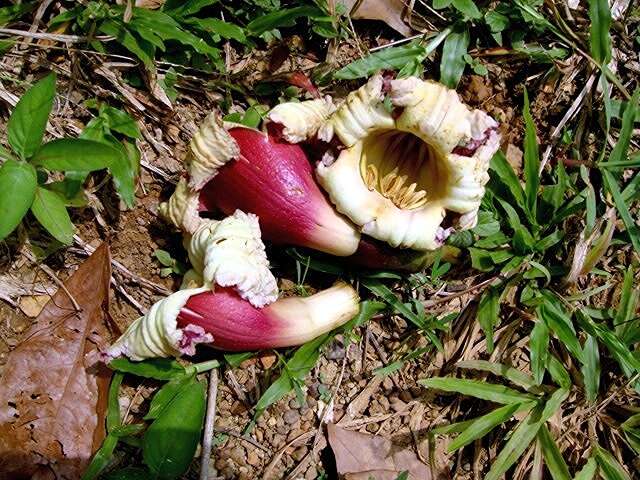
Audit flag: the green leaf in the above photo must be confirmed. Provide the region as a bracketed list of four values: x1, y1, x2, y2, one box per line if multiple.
[109, 357, 187, 380]
[341, 300, 387, 335]
[451, 0, 481, 19]
[594, 446, 631, 480]
[107, 372, 124, 433]
[334, 42, 427, 80]
[456, 360, 543, 394]
[31, 138, 122, 172]
[153, 249, 174, 267]
[615, 267, 638, 340]
[188, 18, 246, 43]
[81, 434, 119, 480]
[530, 318, 549, 385]
[538, 296, 584, 364]
[0, 160, 37, 240]
[581, 334, 600, 403]
[254, 333, 331, 419]
[448, 402, 532, 452]
[523, 90, 540, 223]
[247, 6, 325, 35]
[105, 139, 137, 208]
[433, 0, 452, 8]
[440, 23, 469, 88]
[163, 0, 219, 17]
[602, 168, 640, 255]
[600, 88, 639, 170]
[30, 187, 74, 244]
[144, 374, 195, 420]
[143, 377, 206, 479]
[0, 1, 37, 27]
[485, 388, 569, 480]
[419, 377, 536, 404]
[477, 286, 500, 353]
[489, 151, 526, 210]
[588, 0, 612, 64]
[574, 458, 598, 480]
[100, 106, 141, 139]
[537, 425, 571, 480]
[7, 73, 56, 159]
[485, 10, 509, 34]
[99, 20, 154, 69]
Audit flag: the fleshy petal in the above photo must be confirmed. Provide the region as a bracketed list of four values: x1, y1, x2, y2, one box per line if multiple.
[266, 97, 336, 143]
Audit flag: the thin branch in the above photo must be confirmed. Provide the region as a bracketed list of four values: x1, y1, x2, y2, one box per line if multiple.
[199, 368, 219, 480]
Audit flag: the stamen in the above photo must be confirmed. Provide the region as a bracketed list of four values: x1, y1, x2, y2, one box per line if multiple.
[365, 164, 378, 191]
[379, 167, 399, 195]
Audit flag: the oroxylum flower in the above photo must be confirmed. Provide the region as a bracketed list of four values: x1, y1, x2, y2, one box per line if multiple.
[105, 210, 360, 360]
[161, 115, 361, 256]
[311, 75, 500, 251]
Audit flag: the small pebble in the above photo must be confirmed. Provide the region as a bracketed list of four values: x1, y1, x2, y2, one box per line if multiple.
[246, 450, 260, 466]
[399, 390, 413, 403]
[284, 409, 300, 425]
[291, 446, 308, 462]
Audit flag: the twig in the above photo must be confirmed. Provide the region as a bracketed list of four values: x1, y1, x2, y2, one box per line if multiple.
[200, 369, 219, 480]
[213, 428, 271, 453]
[423, 275, 500, 307]
[0, 28, 112, 43]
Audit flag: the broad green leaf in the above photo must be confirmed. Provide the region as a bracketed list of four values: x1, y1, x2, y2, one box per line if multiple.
[144, 374, 196, 420]
[621, 413, 640, 454]
[594, 446, 631, 480]
[100, 106, 141, 139]
[440, 23, 469, 88]
[537, 425, 571, 480]
[448, 402, 532, 452]
[419, 377, 536, 404]
[468, 247, 513, 272]
[574, 457, 598, 480]
[602, 168, 640, 255]
[456, 360, 543, 394]
[477, 286, 500, 353]
[163, 0, 219, 17]
[451, 0, 481, 19]
[588, 0, 612, 64]
[143, 378, 206, 479]
[538, 296, 584, 364]
[0, 160, 37, 240]
[485, 10, 509, 34]
[7, 73, 56, 159]
[489, 151, 526, 211]
[188, 18, 246, 43]
[30, 187, 74, 244]
[529, 319, 549, 385]
[109, 357, 187, 380]
[99, 20, 154, 69]
[341, 300, 387, 334]
[547, 354, 572, 390]
[254, 333, 330, 419]
[247, 6, 325, 35]
[0, 1, 37, 27]
[224, 351, 255, 368]
[523, 90, 540, 223]
[31, 138, 122, 172]
[581, 334, 600, 403]
[433, 0, 452, 8]
[485, 388, 569, 480]
[334, 42, 427, 80]
[106, 138, 137, 208]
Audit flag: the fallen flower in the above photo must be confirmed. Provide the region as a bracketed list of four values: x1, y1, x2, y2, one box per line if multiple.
[316, 74, 500, 250]
[197, 125, 361, 257]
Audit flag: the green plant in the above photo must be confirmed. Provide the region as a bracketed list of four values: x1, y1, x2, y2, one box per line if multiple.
[153, 249, 188, 277]
[0, 73, 137, 245]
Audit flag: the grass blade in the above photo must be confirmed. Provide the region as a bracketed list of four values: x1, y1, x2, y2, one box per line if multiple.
[530, 318, 549, 386]
[490, 151, 526, 211]
[581, 334, 600, 403]
[477, 286, 500, 353]
[456, 360, 544, 394]
[419, 377, 536, 404]
[439, 23, 469, 88]
[602, 168, 640, 255]
[523, 89, 540, 223]
[448, 402, 533, 452]
[600, 88, 639, 169]
[485, 388, 569, 480]
[539, 295, 585, 364]
[537, 425, 571, 480]
[574, 457, 598, 480]
[594, 446, 631, 480]
[588, 0, 612, 64]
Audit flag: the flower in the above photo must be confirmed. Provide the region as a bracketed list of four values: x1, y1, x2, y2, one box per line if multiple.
[315, 74, 500, 251]
[266, 96, 336, 143]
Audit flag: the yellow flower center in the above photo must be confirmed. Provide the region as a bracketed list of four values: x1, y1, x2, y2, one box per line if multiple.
[359, 131, 450, 210]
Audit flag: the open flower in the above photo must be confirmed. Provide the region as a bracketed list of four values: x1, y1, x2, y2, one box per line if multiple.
[105, 209, 359, 360]
[315, 75, 500, 251]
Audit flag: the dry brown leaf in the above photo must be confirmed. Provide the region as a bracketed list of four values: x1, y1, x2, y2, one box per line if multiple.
[0, 244, 114, 480]
[327, 423, 431, 480]
[338, 0, 412, 37]
[18, 295, 50, 318]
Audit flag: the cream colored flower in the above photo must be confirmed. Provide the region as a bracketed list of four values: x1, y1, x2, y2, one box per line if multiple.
[158, 178, 202, 233]
[187, 112, 240, 190]
[316, 75, 500, 251]
[266, 96, 336, 143]
[186, 210, 278, 308]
